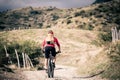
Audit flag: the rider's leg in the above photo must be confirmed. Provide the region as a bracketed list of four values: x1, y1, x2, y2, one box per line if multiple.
[53, 57, 56, 63]
[44, 46, 50, 69]
[51, 47, 56, 68]
[44, 58, 48, 69]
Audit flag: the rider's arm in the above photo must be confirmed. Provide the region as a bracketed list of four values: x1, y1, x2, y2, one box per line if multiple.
[54, 37, 61, 52]
[41, 39, 46, 50]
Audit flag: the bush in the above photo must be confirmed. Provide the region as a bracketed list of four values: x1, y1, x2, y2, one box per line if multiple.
[0, 40, 42, 66]
[98, 31, 112, 42]
[114, 17, 120, 25]
[74, 10, 85, 17]
[95, 14, 103, 18]
[87, 24, 94, 30]
[66, 19, 72, 24]
[46, 25, 51, 28]
[52, 15, 59, 21]
[38, 23, 43, 28]
[30, 10, 42, 15]
[11, 13, 22, 19]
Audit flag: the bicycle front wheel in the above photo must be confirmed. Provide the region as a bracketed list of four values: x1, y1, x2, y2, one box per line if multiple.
[48, 60, 54, 78]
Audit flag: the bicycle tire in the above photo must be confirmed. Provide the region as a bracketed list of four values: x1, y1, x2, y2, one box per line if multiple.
[51, 62, 54, 78]
[48, 60, 51, 78]
[47, 59, 54, 78]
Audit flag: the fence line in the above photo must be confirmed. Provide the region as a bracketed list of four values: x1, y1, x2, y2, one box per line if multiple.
[111, 27, 120, 42]
[3, 46, 34, 69]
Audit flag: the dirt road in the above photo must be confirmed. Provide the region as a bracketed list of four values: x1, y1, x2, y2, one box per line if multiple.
[21, 65, 105, 80]
[22, 65, 78, 80]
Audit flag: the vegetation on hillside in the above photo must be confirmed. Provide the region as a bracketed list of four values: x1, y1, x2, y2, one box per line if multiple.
[0, 0, 119, 31]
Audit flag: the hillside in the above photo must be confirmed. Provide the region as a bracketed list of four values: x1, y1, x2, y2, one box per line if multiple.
[0, 0, 120, 31]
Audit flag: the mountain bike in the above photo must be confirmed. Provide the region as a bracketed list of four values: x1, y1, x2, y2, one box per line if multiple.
[47, 51, 60, 78]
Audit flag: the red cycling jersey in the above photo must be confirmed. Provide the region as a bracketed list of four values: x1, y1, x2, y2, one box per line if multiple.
[42, 37, 60, 48]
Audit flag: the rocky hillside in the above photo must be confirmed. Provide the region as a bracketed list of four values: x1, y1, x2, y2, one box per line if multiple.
[0, 0, 119, 31]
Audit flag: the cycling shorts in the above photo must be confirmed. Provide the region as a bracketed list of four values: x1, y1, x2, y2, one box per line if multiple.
[45, 46, 56, 58]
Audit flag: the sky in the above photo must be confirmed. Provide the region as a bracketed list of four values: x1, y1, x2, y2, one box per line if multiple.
[0, 0, 96, 11]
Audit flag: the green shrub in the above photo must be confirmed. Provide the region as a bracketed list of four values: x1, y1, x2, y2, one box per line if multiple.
[52, 15, 59, 21]
[87, 24, 94, 30]
[95, 14, 103, 18]
[74, 10, 85, 17]
[66, 19, 72, 24]
[46, 25, 51, 28]
[11, 13, 22, 19]
[114, 17, 120, 25]
[30, 10, 42, 15]
[38, 23, 43, 28]
[78, 23, 94, 30]
[92, 32, 112, 46]
[98, 31, 112, 42]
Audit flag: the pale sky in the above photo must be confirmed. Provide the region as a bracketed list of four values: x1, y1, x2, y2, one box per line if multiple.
[0, 0, 96, 11]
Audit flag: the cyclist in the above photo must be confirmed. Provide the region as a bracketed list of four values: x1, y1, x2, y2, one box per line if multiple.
[41, 30, 61, 70]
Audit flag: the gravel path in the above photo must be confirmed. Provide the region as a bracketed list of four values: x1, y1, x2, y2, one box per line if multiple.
[22, 65, 78, 80]
[21, 65, 106, 80]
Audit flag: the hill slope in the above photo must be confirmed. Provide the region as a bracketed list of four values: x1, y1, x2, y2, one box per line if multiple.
[0, 0, 119, 31]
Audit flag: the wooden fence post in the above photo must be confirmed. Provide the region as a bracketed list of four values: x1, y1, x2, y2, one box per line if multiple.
[15, 49, 20, 69]
[115, 27, 118, 41]
[4, 45, 12, 64]
[26, 54, 34, 68]
[25, 53, 31, 68]
[119, 30, 120, 39]
[111, 28, 114, 42]
[4, 45, 9, 57]
[22, 52, 25, 69]
[111, 27, 120, 42]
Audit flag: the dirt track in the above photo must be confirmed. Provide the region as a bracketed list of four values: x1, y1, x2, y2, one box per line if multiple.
[22, 65, 78, 80]
[21, 65, 106, 80]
